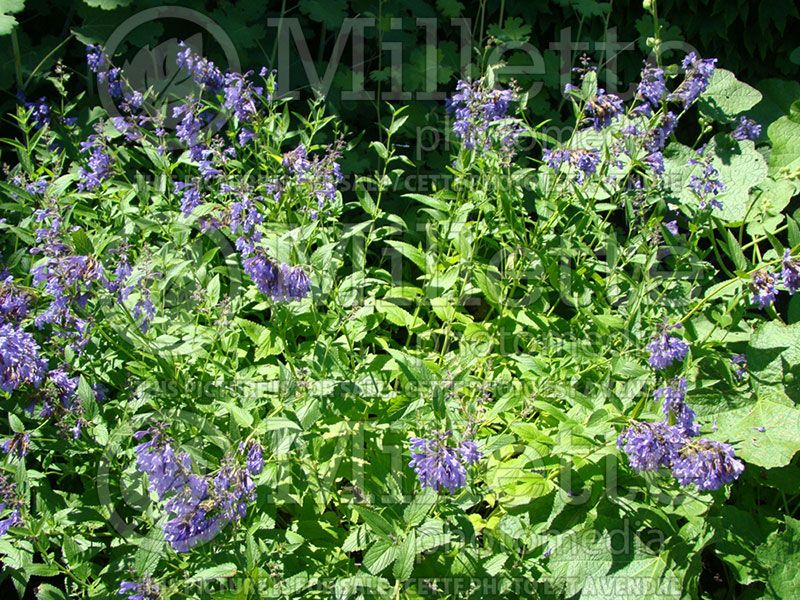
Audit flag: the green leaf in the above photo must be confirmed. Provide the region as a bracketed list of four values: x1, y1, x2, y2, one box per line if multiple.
[227, 403, 253, 428]
[354, 505, 396, 539]
[71, 230, 94, 255]
[187, 563, 238, 583]
[385, 240, 427, 271]
[362, 539, 398, 575]
[768, 116, 800, 174]
[699, 68, 762, 122]
[403, 488, 436, 526]
[36, 583, 68, 600]
[547, 519, 614, 597]
[751, 79, 800, 127]
[0, 14, 17, 35]
[724, 230, 748, 271]
[8, 413, 24, 433]
[756, 517, 800, 598]
[392, 530, 416, 580]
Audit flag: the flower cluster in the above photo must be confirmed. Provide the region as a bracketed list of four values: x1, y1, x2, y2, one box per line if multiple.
[282, 143, 344, 215]
[780, 250, 800, 294]
[409, 431, 481, 493]
[654, 377, 698, 435]
[688, 148, 725, 209]
[0, 276, 30, 323]
[635, 64, 666, 114]
[543, 147, 601, 184]
[0, 323, 47, 393]
[749, 252, 800, 309]
[646, 324, 689, 370]
[731, 354, 747, 380]
[1, 432, 30, 459]
[732, 116, 761, 141]
[669, 52, 717, 108]
[447, 79, 522, 151]
[584, 89, 623, 130]
[750, 269, 778, 309]
[118, 576, 161, 600]
[78, 130, 114, 191]
[133, 428, 264, 552]
[0, 473, 22, 536]
[30, 210, 106, 345]
[619, 376, 743, 491]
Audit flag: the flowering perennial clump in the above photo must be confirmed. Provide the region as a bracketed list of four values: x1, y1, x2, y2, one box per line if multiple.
[0, 32, 793, 598]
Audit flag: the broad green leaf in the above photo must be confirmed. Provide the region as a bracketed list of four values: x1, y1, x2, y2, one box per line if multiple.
[768, 116, 800, 174]
[756, 517, 800, 598]
[699, 69, 762, 122]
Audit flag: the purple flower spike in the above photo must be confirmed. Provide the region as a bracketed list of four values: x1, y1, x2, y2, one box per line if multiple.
[409, 431, 481, 494]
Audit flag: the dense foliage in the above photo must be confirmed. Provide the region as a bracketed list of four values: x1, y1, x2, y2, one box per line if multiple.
[2, 2, 800, 599]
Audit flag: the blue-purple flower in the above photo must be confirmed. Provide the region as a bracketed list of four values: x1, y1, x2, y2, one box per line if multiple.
[176, 42, 224, 91]
[0, 323, 48, 393]
[0, 276, 30, 324]
[688, 150, 725, 209]
[241, 251, 311, 302]
[133, 427, 193, 499]
[670, 439, 744, 491]
[282, 144, 343, 212]
[447, 79, 520, 150]
[669, 52, 717, 108]
[781, 250, 800, 294]
[617, 421, 686, 472]
[1, 432, 30, 459]
[654, 377, 698, 436]
[750, 269, 778, 309]
[409, 432, 481, 493]
[732, 116, 761, 141]
[645, 111, 677, 153]
[118, 576, 161, 600]
[78, 132, 114, 191]
[731, 354, 747, 380]
[646, 326, 689, 370]
[636, 64, 666, 112]
[0, 473, 22, 536]
[584, 89, 623, 130]
[242, 441, 264, 475]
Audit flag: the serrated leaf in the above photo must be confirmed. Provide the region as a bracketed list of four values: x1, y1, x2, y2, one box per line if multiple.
[392, 530, 416, 579]
[362, 539, 398, 575]
[354, 505, 396, 539]
[403, 488, 436, 526]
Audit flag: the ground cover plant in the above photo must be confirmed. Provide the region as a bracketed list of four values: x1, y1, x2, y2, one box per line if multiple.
[1, 1, 800, 599]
